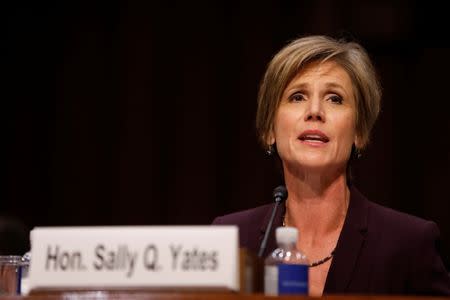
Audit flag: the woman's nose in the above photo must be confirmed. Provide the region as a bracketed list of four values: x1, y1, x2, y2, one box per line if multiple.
[304, 97, 325, 122]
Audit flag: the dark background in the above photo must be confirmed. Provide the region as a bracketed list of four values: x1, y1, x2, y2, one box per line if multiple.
[3, 1, 449, 268]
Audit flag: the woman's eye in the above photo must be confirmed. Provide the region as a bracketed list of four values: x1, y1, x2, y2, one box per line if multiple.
[289, 92, 305, 102]
[328, 94, 343, 104]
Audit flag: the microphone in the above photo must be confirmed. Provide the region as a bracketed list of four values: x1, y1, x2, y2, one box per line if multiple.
[257, 185, 288, 258]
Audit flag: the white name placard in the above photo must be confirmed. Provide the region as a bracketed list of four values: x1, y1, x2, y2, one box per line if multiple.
[28, 226, 238, 291]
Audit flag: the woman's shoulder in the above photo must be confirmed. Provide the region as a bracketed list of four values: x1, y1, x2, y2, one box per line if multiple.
[359, 190, 444, 267]
[211, 203, 274, 226]
[366, 197, 438, 235]
[211, 203, 277, 253]
[350, 186, 435, 234]
[357, 190, 450, 294]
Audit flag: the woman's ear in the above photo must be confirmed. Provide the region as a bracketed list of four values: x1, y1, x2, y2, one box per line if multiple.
[266, 130, 275, 146]
[354, 135, 363, 150]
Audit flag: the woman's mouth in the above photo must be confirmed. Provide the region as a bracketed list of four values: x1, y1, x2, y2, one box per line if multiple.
[298, 130, 330, 144]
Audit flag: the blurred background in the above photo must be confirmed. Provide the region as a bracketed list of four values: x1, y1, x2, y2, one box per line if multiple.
[3, 0, 449, 267]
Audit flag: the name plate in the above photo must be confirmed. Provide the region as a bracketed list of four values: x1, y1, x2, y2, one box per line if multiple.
[28, 226, 238, 291]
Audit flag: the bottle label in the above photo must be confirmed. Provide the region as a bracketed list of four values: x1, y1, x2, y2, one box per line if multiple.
[278, 264, 308, 295]
[264, 265, 278, 295]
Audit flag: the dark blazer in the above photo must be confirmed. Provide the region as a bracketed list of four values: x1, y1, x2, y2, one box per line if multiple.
[212, 186, 450, 295]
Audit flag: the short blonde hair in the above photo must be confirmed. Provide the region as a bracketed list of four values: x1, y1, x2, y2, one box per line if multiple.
[256, 35, 381, 151]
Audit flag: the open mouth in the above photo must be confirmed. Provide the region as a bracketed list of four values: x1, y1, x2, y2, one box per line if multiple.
[298, 131, 330, 143]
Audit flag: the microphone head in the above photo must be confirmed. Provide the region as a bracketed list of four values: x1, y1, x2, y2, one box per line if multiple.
[272, 185, 288, 203]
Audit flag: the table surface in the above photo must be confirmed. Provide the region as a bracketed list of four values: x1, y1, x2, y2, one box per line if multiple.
[0, 291, 449, 300]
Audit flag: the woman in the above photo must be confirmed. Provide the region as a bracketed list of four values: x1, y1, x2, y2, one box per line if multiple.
[212, 35, 450, 295]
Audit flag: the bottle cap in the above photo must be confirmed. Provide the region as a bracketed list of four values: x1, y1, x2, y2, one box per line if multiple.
[276, 226, 298, 245]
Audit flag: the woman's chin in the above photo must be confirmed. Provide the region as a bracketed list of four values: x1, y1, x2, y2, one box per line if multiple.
[285, 159, 345, 174]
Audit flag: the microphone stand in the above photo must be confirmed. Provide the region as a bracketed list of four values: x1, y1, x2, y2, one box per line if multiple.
[257, 200, 283, 258]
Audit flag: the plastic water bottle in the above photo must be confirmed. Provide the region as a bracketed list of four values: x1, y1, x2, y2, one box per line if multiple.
[264, 226, 309, 295]
[20, 251, 31, 295]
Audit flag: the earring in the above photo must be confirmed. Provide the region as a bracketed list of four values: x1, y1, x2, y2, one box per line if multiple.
[266, 144, 275, 156]
[351, 144, 362, 159]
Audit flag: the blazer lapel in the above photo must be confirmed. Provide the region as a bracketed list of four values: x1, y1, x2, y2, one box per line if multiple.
[259, 202, 286, 257]
[324, 186, 369, 293]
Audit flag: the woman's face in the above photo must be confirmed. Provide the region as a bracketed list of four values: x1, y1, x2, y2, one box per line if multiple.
[270, 60, 359, 173]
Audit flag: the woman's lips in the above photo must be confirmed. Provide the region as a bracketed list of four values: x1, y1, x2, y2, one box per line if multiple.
[298, 130, 329, 145]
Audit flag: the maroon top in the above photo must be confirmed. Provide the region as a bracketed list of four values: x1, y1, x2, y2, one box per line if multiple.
[212, 186, 450, 295]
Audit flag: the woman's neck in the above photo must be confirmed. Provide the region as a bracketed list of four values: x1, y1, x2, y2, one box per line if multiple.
[283, 166, 350, 247]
